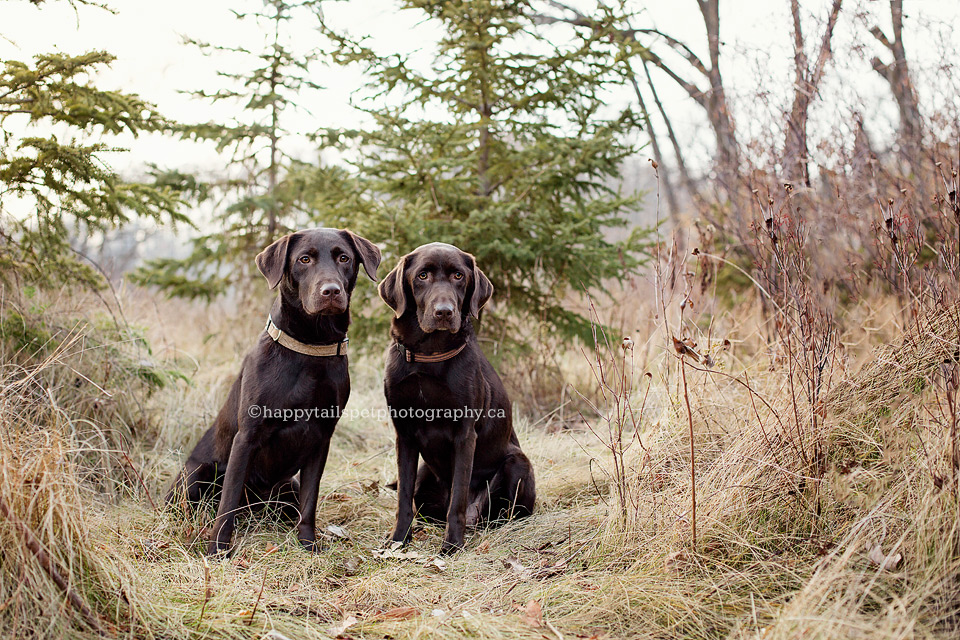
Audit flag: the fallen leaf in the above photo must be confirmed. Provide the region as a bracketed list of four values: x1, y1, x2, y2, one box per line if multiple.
[380, 606, 419, 621]
[325, 492, 351, 502]
[475, 541, 491, 554]
[520, 599, 543, 628]
[326, 525, 349, 539]
[426, 557, 447, 573]
[343, 557, 360, 576]
[867, 543, 902, 571]
[664, 550, 689, 572]
[328, 615, 357, 637]
[501, 556, 526, 574]
[372, 542, 421, 560]
[264, 543, 279, 556]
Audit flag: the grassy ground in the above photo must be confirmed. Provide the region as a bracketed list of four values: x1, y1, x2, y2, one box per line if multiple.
[2, 286, 959, 639]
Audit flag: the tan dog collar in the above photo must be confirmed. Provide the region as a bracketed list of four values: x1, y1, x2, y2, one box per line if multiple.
[395, 341, 467, 363]
[265, 316, 348, 357]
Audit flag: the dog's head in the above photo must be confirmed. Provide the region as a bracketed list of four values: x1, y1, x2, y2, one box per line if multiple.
[378, 242, 493, 334]
[256, 228, 381, 316]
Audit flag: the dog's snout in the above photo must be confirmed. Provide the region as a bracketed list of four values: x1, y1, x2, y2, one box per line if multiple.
[320, 283, 342, 298]
[434, 303, 454, 320]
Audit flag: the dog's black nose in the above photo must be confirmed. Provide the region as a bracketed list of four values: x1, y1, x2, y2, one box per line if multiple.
[320, 283, 342, 297]
[434, 304, 454, 320]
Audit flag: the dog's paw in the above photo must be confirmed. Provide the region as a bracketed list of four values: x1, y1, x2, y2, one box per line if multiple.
[387, 534, 410, 547]
[439, 538, 464, 556]
[465, 505, 482, 529]
[299, 537, 325, 554]
[388, 526, 413, 545]
[206, 539, 232, 558]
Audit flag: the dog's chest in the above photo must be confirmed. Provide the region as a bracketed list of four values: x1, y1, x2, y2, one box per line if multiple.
[389, 372, 458, 410]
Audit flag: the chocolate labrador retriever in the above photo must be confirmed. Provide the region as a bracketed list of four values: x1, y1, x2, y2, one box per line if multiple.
[166, 228, 380, 556]
[379, 242, 535, 553]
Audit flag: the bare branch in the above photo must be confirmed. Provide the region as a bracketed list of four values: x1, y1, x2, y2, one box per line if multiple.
[634, 28, 709, 76]
[642, 49, 706, 106]
[642, 57, 697, 200]
[810, 0, 843, 90]
[870, 25, 893, 51]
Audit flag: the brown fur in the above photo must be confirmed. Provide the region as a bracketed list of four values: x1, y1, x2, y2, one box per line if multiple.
[166, 228, 380, 556]
[379, 243, 535, 554]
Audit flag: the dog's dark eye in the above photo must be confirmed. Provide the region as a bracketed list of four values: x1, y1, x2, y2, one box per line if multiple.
[452, 272, 464, 280]
[298, 255, 311, 264]
[338, 254, 350, 263]
[417, 271, 428, 280]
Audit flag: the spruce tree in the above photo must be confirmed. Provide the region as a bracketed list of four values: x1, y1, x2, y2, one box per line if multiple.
[0, 50, 187, 289]
[325, 0, 648, 347]
[133, 0, 331, 300]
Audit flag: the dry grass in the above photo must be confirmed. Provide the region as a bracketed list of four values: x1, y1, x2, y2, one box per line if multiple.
[1, 281, 959, 640]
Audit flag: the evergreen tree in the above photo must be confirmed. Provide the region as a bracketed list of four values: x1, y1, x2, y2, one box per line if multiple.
[325, 0, 649, 347]
[134, 0, 331, 300]
[0, 50, 187, 289]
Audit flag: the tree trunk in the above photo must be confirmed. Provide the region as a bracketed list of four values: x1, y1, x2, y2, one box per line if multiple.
[698, 0, 740, 194]
[871, 0, 925, 192]
[782, 0, 843, 187]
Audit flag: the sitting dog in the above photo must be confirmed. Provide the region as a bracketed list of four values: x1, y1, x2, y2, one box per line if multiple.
[166, 228, 380, 555]
[379, 242, 535, 553]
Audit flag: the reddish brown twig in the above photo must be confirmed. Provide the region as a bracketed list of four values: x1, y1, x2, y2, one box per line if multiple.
[246, 566, 268, 626]
[0, 494, 105, 636]
[678, 356, 697, 549]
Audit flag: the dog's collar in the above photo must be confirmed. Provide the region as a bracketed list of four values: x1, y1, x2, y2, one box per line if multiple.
[265, 316, 348, 357]
[395, 341, 467, 363]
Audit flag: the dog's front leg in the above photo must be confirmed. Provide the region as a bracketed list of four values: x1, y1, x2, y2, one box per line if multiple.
[296, 434, 331, 552]
[207, 429, 255, 556]
[442, 426, 477, 554]
[391, 434, 419, 544]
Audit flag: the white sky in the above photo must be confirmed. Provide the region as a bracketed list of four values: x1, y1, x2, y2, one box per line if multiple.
[2, 0, 959, 183]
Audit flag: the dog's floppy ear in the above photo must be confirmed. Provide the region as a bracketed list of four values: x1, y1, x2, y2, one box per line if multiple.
[256, 233, 296, 289]
[378, 257, 409, 318]
[342, 229, 382, 281]
[468, 256, 494, 319]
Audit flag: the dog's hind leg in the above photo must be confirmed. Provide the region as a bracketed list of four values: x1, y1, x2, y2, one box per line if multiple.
[166, 459, 220, 508]
[167, 427, 223, 508]
[413, 464, 450, 524]
[268, 478, 302, 523]
[488, 452, 536, 522]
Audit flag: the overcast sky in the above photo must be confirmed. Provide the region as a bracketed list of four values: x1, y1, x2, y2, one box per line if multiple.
[3, 0, 958, 181]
